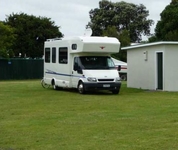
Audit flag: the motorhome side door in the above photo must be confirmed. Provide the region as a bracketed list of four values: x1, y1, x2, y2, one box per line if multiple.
[71, 57, 82, 88]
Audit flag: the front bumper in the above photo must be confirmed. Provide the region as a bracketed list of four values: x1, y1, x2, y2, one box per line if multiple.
[83, 82, 121, 91]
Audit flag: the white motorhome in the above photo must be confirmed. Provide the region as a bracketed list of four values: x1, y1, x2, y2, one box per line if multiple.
[42, 36, 121, 94]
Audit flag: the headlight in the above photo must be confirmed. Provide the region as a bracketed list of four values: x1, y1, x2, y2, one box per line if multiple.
[116, 77, 121, 82]
[87, 77, 97, 82]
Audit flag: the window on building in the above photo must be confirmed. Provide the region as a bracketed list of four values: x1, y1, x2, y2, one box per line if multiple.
[52, 47, 56, 63]
[45, 48, 50, 63]
[59, 47, 68, 64]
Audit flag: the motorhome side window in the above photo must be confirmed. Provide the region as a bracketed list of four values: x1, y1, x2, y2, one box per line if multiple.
[59, 47, 68, 64]
[72, 44, 77, 50]
[45, 48, 50, 63]
[52, 47, 56, 63]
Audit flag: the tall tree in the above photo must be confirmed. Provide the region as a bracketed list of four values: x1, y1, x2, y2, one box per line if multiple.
[154, 0, 178, 41]
[5, 13, 63, 58]
[0, 22, 15, 58]
[102, 26, 130, 61]
[87, 0, 153, 43]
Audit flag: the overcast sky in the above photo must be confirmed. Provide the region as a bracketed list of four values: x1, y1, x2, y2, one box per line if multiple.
[1, 0, 171, 40]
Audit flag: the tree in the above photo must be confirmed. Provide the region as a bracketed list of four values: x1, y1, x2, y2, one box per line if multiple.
[87, 0, 153, 43]
[154, 0, 178, 41]
[0, 22, 15, 58]
[102, 26, 130, 61]
[5, 13, 63, 58]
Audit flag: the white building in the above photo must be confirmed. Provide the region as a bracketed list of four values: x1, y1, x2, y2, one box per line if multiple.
[122, 41, 178, 91]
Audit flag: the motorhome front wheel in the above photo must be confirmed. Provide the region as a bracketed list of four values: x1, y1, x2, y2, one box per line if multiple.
[78, 81, 85, 94]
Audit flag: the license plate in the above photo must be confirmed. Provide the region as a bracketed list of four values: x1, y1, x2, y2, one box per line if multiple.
[103, 84, 110, 87]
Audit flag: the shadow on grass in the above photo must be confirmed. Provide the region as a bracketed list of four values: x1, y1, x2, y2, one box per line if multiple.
[41, 82, 145, 96]
[44, 87, 118, 95]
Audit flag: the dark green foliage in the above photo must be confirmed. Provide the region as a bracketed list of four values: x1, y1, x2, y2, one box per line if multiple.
[102, 26, 130, 61]
[5, 13, 63, 58]
[148, 35, 159, 43]
[87, 0, 153, 43]
[0, 22, 15, 58]
[154, 0, 178, 41]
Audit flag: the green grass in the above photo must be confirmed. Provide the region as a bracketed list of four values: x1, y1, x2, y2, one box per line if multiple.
[0, 80, 178, 150]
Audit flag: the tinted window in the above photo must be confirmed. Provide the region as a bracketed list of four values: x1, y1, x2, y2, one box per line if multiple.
[72, 44, 77, 50]
[78, 56, 115, 70]
[52, 47, 56, 63]
[45, 48, 50, 63]
[59, 47, 68, 64]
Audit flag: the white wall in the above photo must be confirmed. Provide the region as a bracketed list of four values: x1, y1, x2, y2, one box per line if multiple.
[127, 45, 165, 90]
[164, 45, 178, 91]
[124, 42, 178, 91]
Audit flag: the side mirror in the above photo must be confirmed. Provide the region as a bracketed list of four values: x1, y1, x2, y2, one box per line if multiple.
[118, 65, 121, 71]
[74, 63, 78, 71]
[77, 69, 83, 74]
[74, 63, 83, 74]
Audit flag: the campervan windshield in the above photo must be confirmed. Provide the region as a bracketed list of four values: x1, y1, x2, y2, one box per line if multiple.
[78, 56, 115, 70]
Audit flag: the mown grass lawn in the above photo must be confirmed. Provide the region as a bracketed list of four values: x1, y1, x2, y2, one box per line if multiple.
[0, 80, 178, 150]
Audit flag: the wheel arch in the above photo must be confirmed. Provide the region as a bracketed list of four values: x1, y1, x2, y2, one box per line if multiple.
[77, 78, 85, 86]
[51, 78, 56, 86]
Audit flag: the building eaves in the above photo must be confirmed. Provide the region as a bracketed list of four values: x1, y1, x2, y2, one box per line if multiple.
[121, 41, 178, 50]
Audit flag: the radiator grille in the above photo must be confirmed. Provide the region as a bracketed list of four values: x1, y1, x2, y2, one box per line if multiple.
[98, 79, 114, 82]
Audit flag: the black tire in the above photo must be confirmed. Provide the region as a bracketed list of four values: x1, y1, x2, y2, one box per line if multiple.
[120, 74, 127, 81]
[41, 79, 50, 88]
[78, 81, 85, 94]
[52, 80, 58, 90]
[112, 89, 120, 94]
